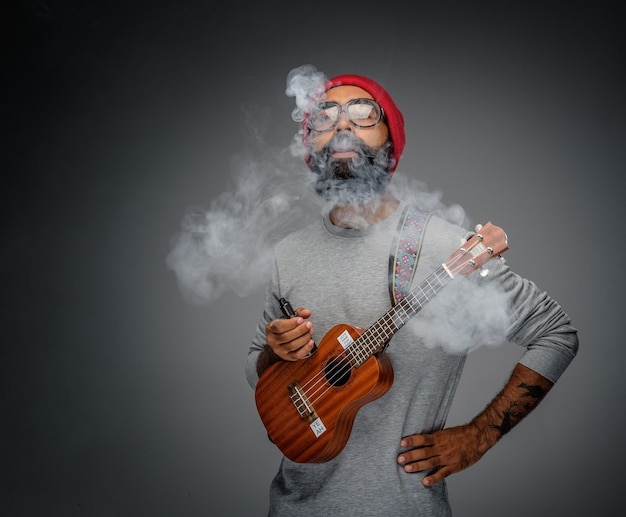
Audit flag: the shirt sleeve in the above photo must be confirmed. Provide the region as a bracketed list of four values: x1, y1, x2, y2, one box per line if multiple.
[245, 258, 282, 389]
[488, 256, 579, 383]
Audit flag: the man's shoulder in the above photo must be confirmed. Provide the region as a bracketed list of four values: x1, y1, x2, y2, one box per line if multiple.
[426, 213, 470, 239]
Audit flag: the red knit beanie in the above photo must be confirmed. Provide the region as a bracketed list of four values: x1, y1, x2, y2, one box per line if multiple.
[302, 74, 405, 173]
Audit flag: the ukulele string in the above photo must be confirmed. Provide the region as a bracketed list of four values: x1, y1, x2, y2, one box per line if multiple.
[302, 282, 433, 406]
[300, 284, 429, 406]
[301, 250, 481, 407]
[297, 298, 416, 399]
[300, 238, 488, 407]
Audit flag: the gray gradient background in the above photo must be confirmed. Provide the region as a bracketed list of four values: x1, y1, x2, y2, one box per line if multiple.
[2, 1, 624, 516]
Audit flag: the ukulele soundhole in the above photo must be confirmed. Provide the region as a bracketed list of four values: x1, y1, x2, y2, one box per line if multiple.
[324, 355, 352, 387]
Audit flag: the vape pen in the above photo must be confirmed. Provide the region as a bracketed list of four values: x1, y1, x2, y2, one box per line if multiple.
[275, 295, 317, 357]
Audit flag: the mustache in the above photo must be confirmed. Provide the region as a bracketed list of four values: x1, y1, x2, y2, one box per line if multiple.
[308, 131, 392, 175]
[322, 132, 378, 160]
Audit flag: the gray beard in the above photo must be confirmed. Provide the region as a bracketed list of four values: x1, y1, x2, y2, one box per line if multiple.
[308, 132, 393, 206]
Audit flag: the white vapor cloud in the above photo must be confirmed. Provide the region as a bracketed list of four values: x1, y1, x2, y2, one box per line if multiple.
[166, 63, 510, 356]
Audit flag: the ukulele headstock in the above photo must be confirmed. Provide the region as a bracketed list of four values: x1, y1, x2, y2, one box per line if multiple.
[446, 222, 509, 276]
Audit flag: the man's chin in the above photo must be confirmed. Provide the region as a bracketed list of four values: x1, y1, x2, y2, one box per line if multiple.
[331, 159, 353, 179]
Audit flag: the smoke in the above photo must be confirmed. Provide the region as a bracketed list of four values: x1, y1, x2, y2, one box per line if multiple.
[166, 133, 319, 306]
[404, 264, 512, 354]
[285, 64, 327, 159]
[285, 64, 327, 123]
[167, 151, 328, 304]
[167, 63, 508, 354]
[166, 63, 469, 305]
[388, 173, 470, 228]
[167, 65, 328, 305]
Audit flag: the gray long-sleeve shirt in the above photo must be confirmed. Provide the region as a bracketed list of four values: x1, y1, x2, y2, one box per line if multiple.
[246, 204, 578, 516]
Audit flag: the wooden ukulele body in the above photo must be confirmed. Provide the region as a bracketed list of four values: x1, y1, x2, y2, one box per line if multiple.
[254, 323, 394, 463]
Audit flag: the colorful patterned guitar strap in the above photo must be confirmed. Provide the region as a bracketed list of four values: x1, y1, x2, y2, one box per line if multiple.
[388, 205, 431, 306]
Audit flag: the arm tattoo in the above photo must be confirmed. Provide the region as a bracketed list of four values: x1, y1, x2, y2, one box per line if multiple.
[519, 382, 548, 400]
[491, 411, 514, 435]
[490, 382, 549, 437]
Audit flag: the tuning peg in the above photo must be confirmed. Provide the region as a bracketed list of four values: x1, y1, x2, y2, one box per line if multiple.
[474, 224, 483, 232]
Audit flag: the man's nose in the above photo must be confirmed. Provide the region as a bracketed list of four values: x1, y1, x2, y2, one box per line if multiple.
[334, 111, 353, 131]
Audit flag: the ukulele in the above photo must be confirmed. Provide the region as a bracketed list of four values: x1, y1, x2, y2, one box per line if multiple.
[254, 222, 509, 463]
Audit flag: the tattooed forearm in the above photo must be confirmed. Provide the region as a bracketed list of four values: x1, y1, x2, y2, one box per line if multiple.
[472, 364, 554, 448]
[490, 380, 550, 436]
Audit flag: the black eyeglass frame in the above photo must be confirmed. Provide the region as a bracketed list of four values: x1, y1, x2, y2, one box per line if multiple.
[308, 98, 385, 133]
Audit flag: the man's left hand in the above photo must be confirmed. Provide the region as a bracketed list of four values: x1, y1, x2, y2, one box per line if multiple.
[397, 423, 495, 486]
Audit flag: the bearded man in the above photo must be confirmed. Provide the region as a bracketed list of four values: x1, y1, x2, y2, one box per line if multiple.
[245, 70, 578, 516]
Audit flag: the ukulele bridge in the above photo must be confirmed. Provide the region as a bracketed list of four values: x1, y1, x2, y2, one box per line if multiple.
[288, 381, 319, 424]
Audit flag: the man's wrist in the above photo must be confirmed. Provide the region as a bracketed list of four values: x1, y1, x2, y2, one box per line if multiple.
[469, 414, 502, 454]
[256, 344, 282, 378]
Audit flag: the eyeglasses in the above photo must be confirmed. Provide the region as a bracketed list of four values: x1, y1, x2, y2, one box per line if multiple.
[308, 98, 384, 132]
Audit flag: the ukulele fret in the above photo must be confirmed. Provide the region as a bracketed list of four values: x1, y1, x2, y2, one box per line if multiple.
[347, 343, 368, 366]
[370, 325, 389, 347]
[397, 300, 417, 322]
[416, 280, 436, 302]
[350, 337, 374, 368]
[390, 309, 405, 329]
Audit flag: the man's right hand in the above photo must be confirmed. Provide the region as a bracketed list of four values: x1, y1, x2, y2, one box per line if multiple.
[265, 308, 315, 361]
